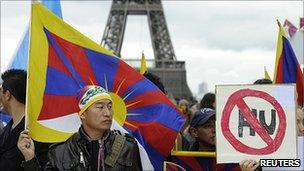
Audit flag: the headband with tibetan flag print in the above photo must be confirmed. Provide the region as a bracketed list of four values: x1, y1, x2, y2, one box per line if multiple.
[77, 85, 112, 115]
[27, 3, 185, 170]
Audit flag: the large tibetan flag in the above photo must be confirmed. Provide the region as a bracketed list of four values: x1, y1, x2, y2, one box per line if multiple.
[27, 3, 185, 170]
[273, 21, 304, 106]
[9, 0, 62, 70]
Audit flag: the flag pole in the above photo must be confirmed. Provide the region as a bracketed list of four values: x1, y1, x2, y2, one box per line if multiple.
[276, 19, 281, 27]
[25, 0, 38, 130]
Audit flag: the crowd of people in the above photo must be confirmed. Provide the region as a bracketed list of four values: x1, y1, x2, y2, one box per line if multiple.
[0, 69, 303, 171]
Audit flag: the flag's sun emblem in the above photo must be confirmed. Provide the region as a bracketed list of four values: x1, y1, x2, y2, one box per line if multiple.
[109, 92, 127, 126]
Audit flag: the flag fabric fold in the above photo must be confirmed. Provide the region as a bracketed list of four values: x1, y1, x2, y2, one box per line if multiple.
[163, 161, 186, 171]
[27, 3, 185, 170]
[273, 21, 304, 106]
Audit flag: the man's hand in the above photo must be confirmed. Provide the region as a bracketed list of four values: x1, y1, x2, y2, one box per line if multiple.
[17, 129, 35, 161]
[240, 159, 259, 171]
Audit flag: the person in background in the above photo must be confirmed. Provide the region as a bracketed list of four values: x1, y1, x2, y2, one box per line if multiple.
[0, 69, 50, 171]
[188, 108, 216, 151]
[176, 99, 192, 150]
[189, 100, 199, 115]
[199, 92, 215, 110]
[178, 99, 191, 131]
[181, 92, 216, 150]
[253, 78, 272, 85]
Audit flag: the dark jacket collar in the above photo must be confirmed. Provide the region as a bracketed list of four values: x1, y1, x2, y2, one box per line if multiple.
[78, 126, 110, 143]
[0, 116, 25, 153]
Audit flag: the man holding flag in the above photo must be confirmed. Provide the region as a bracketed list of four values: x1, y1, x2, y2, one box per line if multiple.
[0, 69, 50, 171]
[18, 85, 142, 170]
[17, 1, 184, 170]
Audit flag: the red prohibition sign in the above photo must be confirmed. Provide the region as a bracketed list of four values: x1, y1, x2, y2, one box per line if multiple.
[221, 88, 286, 155]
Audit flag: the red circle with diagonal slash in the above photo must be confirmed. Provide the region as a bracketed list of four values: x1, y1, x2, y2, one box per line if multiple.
[221, 88, 286, 155]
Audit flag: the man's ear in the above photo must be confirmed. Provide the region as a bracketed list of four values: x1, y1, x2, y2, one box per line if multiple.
[3, 89, 12, 101]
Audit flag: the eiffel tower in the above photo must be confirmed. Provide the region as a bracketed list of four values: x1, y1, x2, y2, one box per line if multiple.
[101, 0, 192, 100]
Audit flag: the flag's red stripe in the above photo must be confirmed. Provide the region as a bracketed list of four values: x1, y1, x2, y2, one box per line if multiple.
[126, 119, 177, 157]
[48, 44, 72, 77]
[38, 95, 78, 120]
[49, 32, 98, 85]
[113, 61, 143, 96]
[177, 156, 202, 171]
[230, 166, 242, 171]
[126, 91, 178, 111]
[275, 53, 284, 83]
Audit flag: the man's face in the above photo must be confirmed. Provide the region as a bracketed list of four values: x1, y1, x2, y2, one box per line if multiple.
[0, 85, 9, 112]
[194, 117, 216, 146]
[82, 99, 113, 132]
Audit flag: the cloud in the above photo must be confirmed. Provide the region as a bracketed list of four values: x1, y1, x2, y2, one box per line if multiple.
[164, 1, 302, 51]
[175, 43, 275, 95]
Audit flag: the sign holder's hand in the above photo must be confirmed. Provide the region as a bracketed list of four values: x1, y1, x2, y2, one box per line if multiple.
[17, 129, 35, 161]
[240, 159, 259, 171]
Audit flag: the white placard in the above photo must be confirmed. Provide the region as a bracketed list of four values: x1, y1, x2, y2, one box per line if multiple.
[216, 84, 297, 163]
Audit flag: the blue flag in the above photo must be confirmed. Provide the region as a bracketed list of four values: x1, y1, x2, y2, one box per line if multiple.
[9, 0, 63, 70]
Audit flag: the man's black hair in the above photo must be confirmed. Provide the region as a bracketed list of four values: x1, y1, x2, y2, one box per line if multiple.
[253, 78, 272, 84]
[143, 72, 166, 94]
[200, 92, 215, 110]
[1, 69, 27, 104]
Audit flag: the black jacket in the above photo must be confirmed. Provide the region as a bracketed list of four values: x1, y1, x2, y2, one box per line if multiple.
[23, 127, 142, 171]
[0, 117, 50, 171]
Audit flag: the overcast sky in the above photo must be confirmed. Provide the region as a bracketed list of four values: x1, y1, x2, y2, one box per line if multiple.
[1, 1, 303, 97]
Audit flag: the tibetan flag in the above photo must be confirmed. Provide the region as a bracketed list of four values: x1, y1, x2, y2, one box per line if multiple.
[264, 66, 271, 81]
[283, 19, 298, 38]
[27, 3, 185, 170]
[273, 21, 304, 106]
[169, 156, 240, 171]
[140, 52, 147, 75]
[300, 17, 304, 30]
[9, 0, 63, 70]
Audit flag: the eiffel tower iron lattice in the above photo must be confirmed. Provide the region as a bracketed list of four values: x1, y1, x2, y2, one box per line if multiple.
[101, 0, 193, 100]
